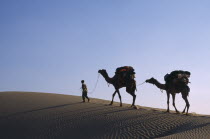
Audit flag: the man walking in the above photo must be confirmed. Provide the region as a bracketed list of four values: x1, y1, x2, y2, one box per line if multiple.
[81, 80, 90, 102]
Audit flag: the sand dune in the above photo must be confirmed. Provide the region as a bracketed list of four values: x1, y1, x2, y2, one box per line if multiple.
[0, 91, 209, 139]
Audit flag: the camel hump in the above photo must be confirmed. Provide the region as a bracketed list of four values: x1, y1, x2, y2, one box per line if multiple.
[115, 66, 135, 74]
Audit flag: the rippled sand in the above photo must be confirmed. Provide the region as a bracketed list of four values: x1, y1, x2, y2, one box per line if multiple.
[0, 91, 209, 139]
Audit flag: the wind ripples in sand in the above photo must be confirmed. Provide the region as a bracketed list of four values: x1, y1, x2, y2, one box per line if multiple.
[0, 92, 210, 139]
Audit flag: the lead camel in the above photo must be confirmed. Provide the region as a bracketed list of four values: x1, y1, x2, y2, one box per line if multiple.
[98, 68, 137, 107]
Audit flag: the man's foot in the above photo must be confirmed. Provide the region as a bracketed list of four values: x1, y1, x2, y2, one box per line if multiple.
[82, 100, 85, 103]
[88, 99, 90, 102]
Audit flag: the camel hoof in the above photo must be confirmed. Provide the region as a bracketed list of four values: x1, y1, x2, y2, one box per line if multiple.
[176, 111, 180, 114]
[120, 104, 122, 107]
[166, 110, 170, 113]
[133, 105, 138, 109]
[109, 103, 113, 105]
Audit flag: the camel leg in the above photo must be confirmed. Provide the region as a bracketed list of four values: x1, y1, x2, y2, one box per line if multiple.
[186, 98, 190, 115]
[182, 94, 187, 113]
[110, 91, 117, 105]
[182, 105, 187, 114]
[172, 94, 179, 113]
[117, 90, 122, 107]
[131, 93, 136, 107]
[166, 92, 170, 112]
[182, 95, 190, 115]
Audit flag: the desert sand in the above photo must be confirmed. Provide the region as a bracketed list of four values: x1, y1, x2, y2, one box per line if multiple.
[0, 91, 209, 139]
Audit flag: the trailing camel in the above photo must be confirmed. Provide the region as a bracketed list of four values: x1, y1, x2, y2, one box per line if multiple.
[146, 77, 190, 115]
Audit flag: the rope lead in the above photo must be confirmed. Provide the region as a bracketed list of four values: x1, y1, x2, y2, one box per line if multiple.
[137, 81, 146, 87]
[89, 73, 100, 94]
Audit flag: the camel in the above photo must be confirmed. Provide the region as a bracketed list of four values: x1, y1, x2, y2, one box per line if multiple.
[145, 77, 190, 115]
[98, 69, 137, 107]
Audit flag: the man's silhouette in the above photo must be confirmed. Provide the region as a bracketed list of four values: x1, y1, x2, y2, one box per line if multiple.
[81, 80, 90, 102]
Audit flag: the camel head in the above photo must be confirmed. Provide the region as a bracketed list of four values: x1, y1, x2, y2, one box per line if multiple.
[98, 69, 109, 78]
[145, 77, 156, 84]
[98, 69, 106, 74]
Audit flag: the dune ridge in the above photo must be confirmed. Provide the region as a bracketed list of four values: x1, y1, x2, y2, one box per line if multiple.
[0, 91, 209, 139]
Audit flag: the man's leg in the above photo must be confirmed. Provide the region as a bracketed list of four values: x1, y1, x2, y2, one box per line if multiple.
[86, 96, 90, 102]
[84, 92, 90, 102]
[82, 92, 85, 102]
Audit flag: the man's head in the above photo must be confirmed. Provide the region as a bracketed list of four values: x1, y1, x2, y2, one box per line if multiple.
[81, 80, 85, 83]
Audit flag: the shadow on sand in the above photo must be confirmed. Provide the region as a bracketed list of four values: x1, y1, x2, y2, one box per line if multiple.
[0, 102, 82, 119]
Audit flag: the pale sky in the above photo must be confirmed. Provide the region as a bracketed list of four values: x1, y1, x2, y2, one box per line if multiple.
[1, 0, 210, 115]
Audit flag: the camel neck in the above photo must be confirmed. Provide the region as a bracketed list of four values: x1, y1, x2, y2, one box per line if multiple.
[100, 71, 113, 84]
[153, 79, 166, 90]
